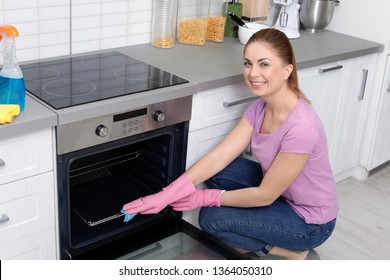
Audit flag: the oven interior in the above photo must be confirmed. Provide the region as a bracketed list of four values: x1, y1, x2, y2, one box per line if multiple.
[67, 131, 175, 249]
[56, 124, 185, 257]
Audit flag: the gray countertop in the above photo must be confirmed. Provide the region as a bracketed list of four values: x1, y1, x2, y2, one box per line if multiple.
[0, 30, 384, 137]
[0, 95, 57, 139]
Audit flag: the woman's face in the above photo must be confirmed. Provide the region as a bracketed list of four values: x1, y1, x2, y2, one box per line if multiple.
[243, 42, 292, 98]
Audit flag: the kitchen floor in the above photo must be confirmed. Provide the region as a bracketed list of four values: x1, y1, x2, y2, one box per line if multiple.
[315, 165, 390, 260]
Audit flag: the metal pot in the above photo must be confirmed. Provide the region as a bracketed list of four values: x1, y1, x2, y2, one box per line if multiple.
[299, 0, 340, 33]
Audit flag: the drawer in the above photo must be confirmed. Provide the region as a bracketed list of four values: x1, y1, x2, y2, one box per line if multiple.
[0, 172, 55, 247]
[189, 82, 255, 131]
[0, 128, 53, 185]
[0, 228, 56, 259]
[186, 119, 240, 168]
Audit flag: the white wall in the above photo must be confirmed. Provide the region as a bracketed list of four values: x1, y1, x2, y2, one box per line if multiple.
[0, 0, 227, 64]
[0, 0, 154, 63]
[327, 0, 390, 47]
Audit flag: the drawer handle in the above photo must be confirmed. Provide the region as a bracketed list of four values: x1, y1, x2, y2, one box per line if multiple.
[223, 96, 258, 108]
[318, 64, 343, 73]
[0, 214, 9, 224]
[0, 158, 5, 167]
[358, 69, 369, 101]
[387, 76, 390, 93]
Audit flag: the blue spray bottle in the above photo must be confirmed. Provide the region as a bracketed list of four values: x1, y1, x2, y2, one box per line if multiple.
[0, 25, 25, 111]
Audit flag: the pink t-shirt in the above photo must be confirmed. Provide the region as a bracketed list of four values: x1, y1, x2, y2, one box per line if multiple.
[244, 98, 339, 224]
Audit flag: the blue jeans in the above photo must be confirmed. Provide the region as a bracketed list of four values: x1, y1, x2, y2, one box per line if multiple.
[198, 157, 336, 255]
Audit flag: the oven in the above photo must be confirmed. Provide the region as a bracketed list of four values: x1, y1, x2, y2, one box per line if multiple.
[21, 51, 246, 260]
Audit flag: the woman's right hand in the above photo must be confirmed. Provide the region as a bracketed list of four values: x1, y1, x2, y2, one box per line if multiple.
[122, 173, 196, 214]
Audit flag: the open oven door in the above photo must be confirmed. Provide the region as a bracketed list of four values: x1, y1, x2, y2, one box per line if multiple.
[74, 211, 249, 260]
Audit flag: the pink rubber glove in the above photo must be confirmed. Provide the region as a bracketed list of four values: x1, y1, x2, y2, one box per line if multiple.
[122, 173, 196, 214]
[170, 189, 224, 211]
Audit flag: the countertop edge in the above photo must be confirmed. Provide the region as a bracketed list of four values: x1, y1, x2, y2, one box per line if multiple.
[0, 96, 58, 139]
[297, 45, 385, 70]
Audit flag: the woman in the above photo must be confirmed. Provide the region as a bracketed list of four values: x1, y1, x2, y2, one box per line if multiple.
[123, 28, 339, 260]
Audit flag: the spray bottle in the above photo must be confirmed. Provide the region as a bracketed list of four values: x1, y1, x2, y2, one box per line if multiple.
[0, 25, 25, 111]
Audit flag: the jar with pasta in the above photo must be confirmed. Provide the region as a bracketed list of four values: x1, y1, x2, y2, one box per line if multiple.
[151, 0, 178, 48]
[207, 0, 228, 43]
[178, 0, 210, 46]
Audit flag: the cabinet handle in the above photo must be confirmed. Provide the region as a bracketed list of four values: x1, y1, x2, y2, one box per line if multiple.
[0, 214, 9, 224]
[358, 69, 369, 101]
[223, 96, 258, 108]
[0, 158, 5, 167]
[387, 77, 390, 93]
[318, 64, 343, 73]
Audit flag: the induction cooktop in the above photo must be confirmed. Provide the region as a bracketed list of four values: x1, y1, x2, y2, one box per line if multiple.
[20, 51, 189, 109]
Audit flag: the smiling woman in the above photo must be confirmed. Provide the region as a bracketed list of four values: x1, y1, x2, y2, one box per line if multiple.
[122, 28, 339, 260]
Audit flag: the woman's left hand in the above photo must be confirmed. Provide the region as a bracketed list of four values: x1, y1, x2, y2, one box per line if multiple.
[170, 189, 224, 211]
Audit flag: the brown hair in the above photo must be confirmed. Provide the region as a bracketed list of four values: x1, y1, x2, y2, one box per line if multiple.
[244, 28, 310, 104]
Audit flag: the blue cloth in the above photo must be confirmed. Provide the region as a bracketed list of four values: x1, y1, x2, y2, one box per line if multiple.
[198, 156, 336, 254]
[121, 209, 138, 222]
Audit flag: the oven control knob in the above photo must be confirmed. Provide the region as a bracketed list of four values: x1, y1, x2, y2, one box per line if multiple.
[153, 111, 166, 122]
[96, 125, 109, 137]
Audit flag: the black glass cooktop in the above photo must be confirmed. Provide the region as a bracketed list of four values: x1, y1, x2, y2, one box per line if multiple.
[21, 51, 189, 109]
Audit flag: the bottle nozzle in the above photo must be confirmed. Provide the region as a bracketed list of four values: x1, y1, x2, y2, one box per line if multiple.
[0, 25, 19, 41]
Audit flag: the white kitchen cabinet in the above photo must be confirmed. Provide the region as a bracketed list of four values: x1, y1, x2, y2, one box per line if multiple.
[298, 54, 377, 180]
[189, 82, 255, 132]
[332, 54, 376, 177]
[0, 128, 53, 186]
[0, 128, 57, 259]
[187, 82, 255, 167]
[298, 61, 346, 159]
[184, 82, 255, 226]
[368, 55, 390, 170]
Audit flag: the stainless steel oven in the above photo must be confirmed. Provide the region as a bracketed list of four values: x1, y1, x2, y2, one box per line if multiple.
[21, 52, 247, 260]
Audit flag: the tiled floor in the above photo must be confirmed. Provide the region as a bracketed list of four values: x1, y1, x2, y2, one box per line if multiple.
[315, 166, 390, 259]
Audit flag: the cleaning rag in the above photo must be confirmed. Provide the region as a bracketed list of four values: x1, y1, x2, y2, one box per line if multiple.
[120, 209, 138, 222]
[0, 104, 20, 124]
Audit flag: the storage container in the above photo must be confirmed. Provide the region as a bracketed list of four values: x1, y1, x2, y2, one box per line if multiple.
[151, 0, 178, 48]
[207, 0, 228, 43]
[178, 0, 210, 46]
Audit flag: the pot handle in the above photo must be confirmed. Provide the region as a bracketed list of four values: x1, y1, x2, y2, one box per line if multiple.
[333, 0, 340, 6]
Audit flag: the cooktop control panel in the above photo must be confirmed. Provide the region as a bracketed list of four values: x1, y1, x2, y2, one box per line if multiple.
[56, 96, 192, 155]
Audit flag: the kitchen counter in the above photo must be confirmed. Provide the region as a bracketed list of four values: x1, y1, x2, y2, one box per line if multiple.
[0, 96, 57, 139]
[119, 30, 384, 91]
[0, 30, 384, 136]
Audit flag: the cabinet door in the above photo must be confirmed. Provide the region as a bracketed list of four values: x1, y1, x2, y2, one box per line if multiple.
[298, 62, 346, 163]
[332, 55, 376, 175]
[187, 119, 239, 168]
[185, 119, 240, 227]
[0, 172, 56, 259]
[369, 55, 390, 169]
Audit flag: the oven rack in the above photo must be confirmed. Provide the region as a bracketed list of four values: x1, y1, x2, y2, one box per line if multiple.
[70, 151, 171, 227]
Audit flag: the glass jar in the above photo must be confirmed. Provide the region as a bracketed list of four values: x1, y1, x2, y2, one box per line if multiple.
[151, 0, 178, 48]
[207, 0, 228, 43]
[178, 0, 210, 46]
